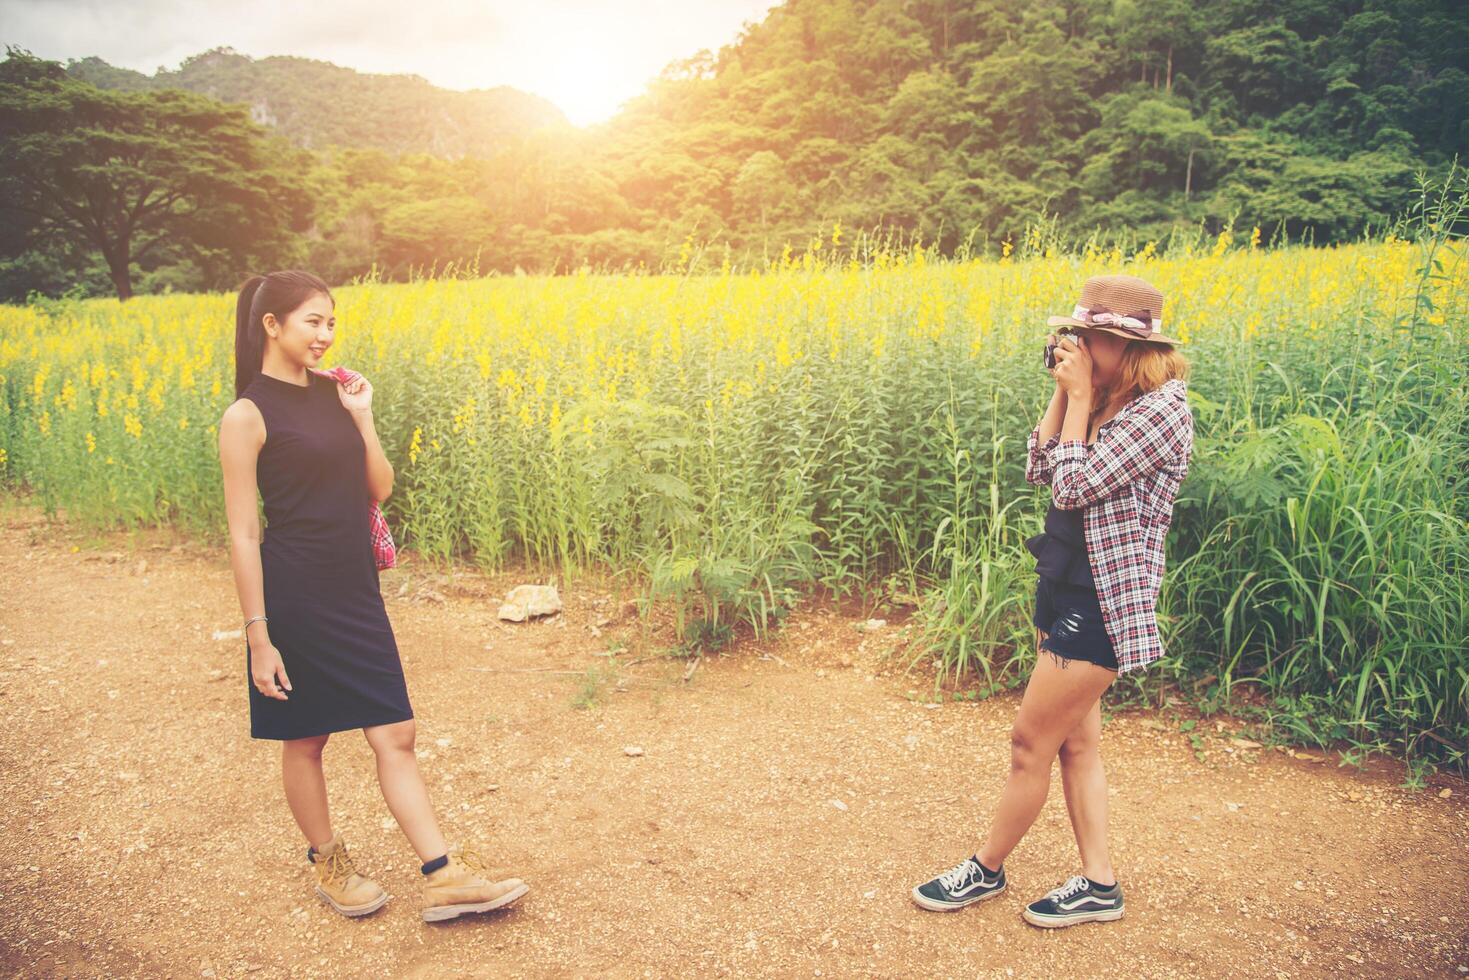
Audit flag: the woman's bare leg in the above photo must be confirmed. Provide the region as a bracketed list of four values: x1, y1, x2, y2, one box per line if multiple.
[281, 733, 334, 849]
[363, 719, 448, 863]
[974, 635, 1116, 871]
[1058, 698, 1116, 884]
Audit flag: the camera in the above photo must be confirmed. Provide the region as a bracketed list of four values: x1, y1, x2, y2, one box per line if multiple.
[1042, 328, 1083, 370]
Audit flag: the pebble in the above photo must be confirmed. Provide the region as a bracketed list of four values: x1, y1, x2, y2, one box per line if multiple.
[623, 746, 644, 757]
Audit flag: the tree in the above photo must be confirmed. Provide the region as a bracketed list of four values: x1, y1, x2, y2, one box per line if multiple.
[0, 49, 312, 299]
[732, 150, 795, 233]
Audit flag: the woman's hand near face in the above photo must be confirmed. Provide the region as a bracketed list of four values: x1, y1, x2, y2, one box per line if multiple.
[336, 372, 373, 415]
[1051, 333, 1094, 399]
[1046, 334, 1069, 400]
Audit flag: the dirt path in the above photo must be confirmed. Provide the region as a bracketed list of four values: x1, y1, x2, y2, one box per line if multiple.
[1, 505, 1465, 979]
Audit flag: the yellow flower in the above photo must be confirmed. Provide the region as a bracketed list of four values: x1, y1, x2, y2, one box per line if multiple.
[408, 426, 423, 465]
[124, 413, 142, 439]
[85, 431, 96, 453]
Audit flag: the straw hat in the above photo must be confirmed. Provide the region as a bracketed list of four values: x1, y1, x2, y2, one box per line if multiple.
[1047, 274, 1183, 345]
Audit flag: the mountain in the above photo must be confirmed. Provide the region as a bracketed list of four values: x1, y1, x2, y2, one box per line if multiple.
[66, 47, 570, 157]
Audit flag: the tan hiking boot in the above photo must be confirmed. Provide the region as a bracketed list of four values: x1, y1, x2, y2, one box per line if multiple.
[308, 833, 388, 917]
[421, 845, 528, 923]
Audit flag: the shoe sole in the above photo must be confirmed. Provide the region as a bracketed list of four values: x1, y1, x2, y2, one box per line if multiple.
[422, 883, 530, 923]
[315, 887, 389, 918]
[910, 882, 1006, 912]
[1022, 906, 1124, 928]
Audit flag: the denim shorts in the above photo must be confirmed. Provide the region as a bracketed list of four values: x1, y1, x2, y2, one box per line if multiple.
[1032, 576, 1119, 671]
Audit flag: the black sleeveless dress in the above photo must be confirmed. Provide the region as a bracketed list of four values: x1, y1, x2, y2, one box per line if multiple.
[240, 370, 413, 740]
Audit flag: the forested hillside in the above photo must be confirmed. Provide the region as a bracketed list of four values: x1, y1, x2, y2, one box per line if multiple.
[66, 48, 569, 156]
[4, 0, 1465, 297]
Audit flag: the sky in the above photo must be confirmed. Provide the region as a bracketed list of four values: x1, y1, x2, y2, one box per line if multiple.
[0, 0, 778, 125]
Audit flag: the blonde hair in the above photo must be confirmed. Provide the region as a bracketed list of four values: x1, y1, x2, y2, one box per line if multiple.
[1094, 340, 1190, 417]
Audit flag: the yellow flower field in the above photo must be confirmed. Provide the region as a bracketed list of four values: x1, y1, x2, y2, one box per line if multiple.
[2, 233, 1466, 760]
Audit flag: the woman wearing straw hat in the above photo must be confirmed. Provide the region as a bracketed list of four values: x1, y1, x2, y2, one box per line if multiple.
[911, 273, 1194, 928]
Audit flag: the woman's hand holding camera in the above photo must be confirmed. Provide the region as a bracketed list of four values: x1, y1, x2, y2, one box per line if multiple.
[1048, 332, 1094, 401]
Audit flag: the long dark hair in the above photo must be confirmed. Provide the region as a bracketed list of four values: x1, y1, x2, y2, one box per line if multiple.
[234, 270, 334, 397]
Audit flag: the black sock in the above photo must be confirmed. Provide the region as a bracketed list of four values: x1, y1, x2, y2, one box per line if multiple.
[421, 854, 448, 875]
[974, 855, 1000, 877]
[1086, 875, 1116, 891]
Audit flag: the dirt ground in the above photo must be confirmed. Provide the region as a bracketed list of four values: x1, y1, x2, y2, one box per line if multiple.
[1, 504, 1466, 979]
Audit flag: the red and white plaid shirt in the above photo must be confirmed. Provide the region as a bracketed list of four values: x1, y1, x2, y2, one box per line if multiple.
[1025, 378, 1193, 674]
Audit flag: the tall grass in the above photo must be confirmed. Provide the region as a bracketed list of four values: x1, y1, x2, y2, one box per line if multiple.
[1, 172, 1465, 766]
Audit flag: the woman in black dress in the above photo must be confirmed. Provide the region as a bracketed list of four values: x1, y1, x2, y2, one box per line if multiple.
[218, 270, 528, 922]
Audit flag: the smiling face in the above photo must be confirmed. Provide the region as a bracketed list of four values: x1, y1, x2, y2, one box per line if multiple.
[262, 291, 335, 368]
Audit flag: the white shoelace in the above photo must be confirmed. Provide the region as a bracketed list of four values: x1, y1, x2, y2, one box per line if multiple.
[1046, 875, 1091, 903]
[937, 858, 983, 892]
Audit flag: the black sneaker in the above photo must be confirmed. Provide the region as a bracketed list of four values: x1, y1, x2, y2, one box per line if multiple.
[911, 856, 1007, 911]
[1022, 874, 1123, 927]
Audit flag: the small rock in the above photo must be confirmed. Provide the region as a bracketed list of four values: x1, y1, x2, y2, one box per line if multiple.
[1225, 802, 1242, 812]
[1293, 880, 1305, 891]
[212, 629, 242, 641]
[435, 738, 452, 748]
[1439, 788, 1453, 799]
[595, 616, 612, 629]
[623, 745, 644, 757]
[830, 799, 848, 812]
[498, 584, 563, 622]
[1230, 737, 1262, 749]
[855, 618, 886, 632]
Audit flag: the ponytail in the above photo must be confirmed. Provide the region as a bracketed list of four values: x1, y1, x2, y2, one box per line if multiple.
[234, 275, 267, 398]
[232, 270, 335, 398]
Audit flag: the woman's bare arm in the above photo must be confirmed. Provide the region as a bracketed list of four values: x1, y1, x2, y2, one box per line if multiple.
[218, 398, 290, 698]
[352, 408, 395, 504]
[1036, 379, 1068, 443]
[1024, 339, 1070, 486]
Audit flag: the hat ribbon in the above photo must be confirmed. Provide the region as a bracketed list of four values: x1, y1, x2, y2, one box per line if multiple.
[1071, 304, 1160, 338]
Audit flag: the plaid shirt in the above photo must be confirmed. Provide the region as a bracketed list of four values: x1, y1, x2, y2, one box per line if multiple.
[1024, 378, 1193, 673]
